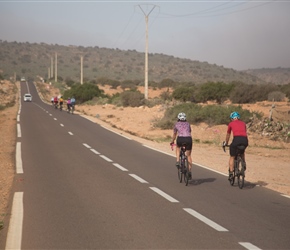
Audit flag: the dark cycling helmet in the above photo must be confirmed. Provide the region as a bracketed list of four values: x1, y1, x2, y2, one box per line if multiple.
[177, 112, 186, 121]
[230, 111, 240, 120]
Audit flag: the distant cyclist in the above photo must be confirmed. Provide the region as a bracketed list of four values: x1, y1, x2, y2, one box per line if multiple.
[53, 96, 58, 108]
[59, 96, 64, 110]
[224, 111, 248, 180]
[51, 97, 54, 105]
[70, 96, 76, 109]
[66, 97, 71, 112]
[170, 112, 193, 179]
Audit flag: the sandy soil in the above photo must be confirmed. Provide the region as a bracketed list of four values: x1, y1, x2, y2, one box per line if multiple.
[1, 82, 290, 227]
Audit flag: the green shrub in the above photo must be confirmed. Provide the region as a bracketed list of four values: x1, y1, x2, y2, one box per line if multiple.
[63, 83, 105, 104]
[120, 90, 144, 107]
[154, 103, 261, 129]
[268, 91, 286, 101]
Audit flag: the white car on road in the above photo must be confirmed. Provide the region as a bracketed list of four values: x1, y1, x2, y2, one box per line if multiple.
[23, 93, 32, 102]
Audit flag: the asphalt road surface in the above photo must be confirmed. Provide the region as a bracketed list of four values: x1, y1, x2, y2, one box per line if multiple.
[1, 81, 290, 249]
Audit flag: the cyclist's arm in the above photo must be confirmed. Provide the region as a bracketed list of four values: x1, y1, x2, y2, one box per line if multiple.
[171, 131, 177, 144]
[225, 132, 231, 145]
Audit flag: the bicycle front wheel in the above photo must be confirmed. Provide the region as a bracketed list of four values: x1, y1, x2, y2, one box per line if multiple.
[178, 162, 183, 183]
[237, 158, 245, 189]
[184, 158, 190, 186]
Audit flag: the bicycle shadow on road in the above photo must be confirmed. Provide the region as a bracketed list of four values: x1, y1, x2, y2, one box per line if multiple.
[189, 178, 216, 186]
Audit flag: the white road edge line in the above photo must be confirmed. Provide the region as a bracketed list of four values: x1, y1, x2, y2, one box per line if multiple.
[17, 124, 21, 138]
[183, 208, 228, 232]
[129, 174, 148, 183]
[113, 163, 128, 171]
[16, 142, 23, 174]
[142, 145, 227, 177]
[90, 149, 100, 155]
[5, 192, 23, 250]
[281, 194, 290, 199]
[100, 125, 132, 140]
[239, 242, 262, 250]
[83, 143, 91, 149]
[149, 187, 179, 203]
[100, 155, 113, 162]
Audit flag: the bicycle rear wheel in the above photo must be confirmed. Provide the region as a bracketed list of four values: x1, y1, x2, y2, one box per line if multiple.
[237, 158, 245, 189]
[229, 168, 235, 186]
[184, 158, 190, 186]
[178, 162, 183, 183]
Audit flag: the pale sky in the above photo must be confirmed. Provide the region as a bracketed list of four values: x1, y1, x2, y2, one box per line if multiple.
[0, 0, 290, 70]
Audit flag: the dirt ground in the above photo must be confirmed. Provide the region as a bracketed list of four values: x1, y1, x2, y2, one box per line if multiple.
[1, 81, 290, 227]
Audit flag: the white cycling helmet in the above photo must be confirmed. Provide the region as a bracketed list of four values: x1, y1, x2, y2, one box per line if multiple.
[177, 112, 186, 121]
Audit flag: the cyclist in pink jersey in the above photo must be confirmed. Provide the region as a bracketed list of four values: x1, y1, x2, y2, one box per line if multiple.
[170, 112, 193, 179]
[224, 111, 248, 180]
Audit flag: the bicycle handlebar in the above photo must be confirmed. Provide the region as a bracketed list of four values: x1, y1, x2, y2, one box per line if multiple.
[222, 141, 229, 153]
[170, 143, 176, 151]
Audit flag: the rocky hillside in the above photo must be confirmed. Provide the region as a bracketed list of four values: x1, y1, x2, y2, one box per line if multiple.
[0, 40, 265, 85]
[244, 68, 290, 85]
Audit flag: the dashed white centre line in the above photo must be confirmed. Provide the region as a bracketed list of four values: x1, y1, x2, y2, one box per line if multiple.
[60, 124, 64, 127]
[100, 155, 113, 162]
[54, 118, 57, 120]
[239, 242, 262, 250]
[83, 143, 91, 149]
[183, 208, 228, 232]
[68, 132, 73, 135]
[129, 174, 148, 183]
[113, 163, 128, 171]
[149, 187, 179, 203]
[90, 149, 100, 155]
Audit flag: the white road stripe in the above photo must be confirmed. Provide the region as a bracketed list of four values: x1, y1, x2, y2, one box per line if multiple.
[60, 124, 64, 127]
[113, 163, 128, 171]
[183, 208, 228, 232]
[5, 192, 23, 250]
[83, 143, 91, 149]
[16, 142, 23, 174]
[239, 242, 262, 250]
[281, 194, 290, 199]
[68, 132, 73, 135]
[17, 114, 20, 122]
[90, 149, 100, 155]
[149, 187, 179, 203]
[49, 114, 52, 116]
[54, 118, 57, 120]
[100, 155, 113, 162]
[17, 124, 21, 138]
[129, 174, 148, 183]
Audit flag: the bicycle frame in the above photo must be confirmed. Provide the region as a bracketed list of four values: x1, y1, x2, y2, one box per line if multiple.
[222, 143, 246, 189]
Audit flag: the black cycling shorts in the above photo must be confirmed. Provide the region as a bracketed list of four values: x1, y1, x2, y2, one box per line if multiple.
[230, 136, 248, 156]
[176, 136, 192, 151]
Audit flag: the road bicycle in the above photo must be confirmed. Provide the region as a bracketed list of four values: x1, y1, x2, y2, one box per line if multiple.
[171, 143, 191, 186]
[222, 142, 246, 189]
[59, 103, 63, 111]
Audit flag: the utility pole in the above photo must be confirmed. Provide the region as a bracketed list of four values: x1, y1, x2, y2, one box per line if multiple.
[51, 56, 53, 79]
[138, 4, 157, 100]
[55, 52, 57, 82]
[48, 67, 50, 80]
[80, 55, 83, 85]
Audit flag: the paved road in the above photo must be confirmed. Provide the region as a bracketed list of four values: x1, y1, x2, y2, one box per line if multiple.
[1, 81, 290, 249]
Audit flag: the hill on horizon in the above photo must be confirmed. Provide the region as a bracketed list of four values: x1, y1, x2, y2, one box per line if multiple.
[0, 40, 289, 85]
